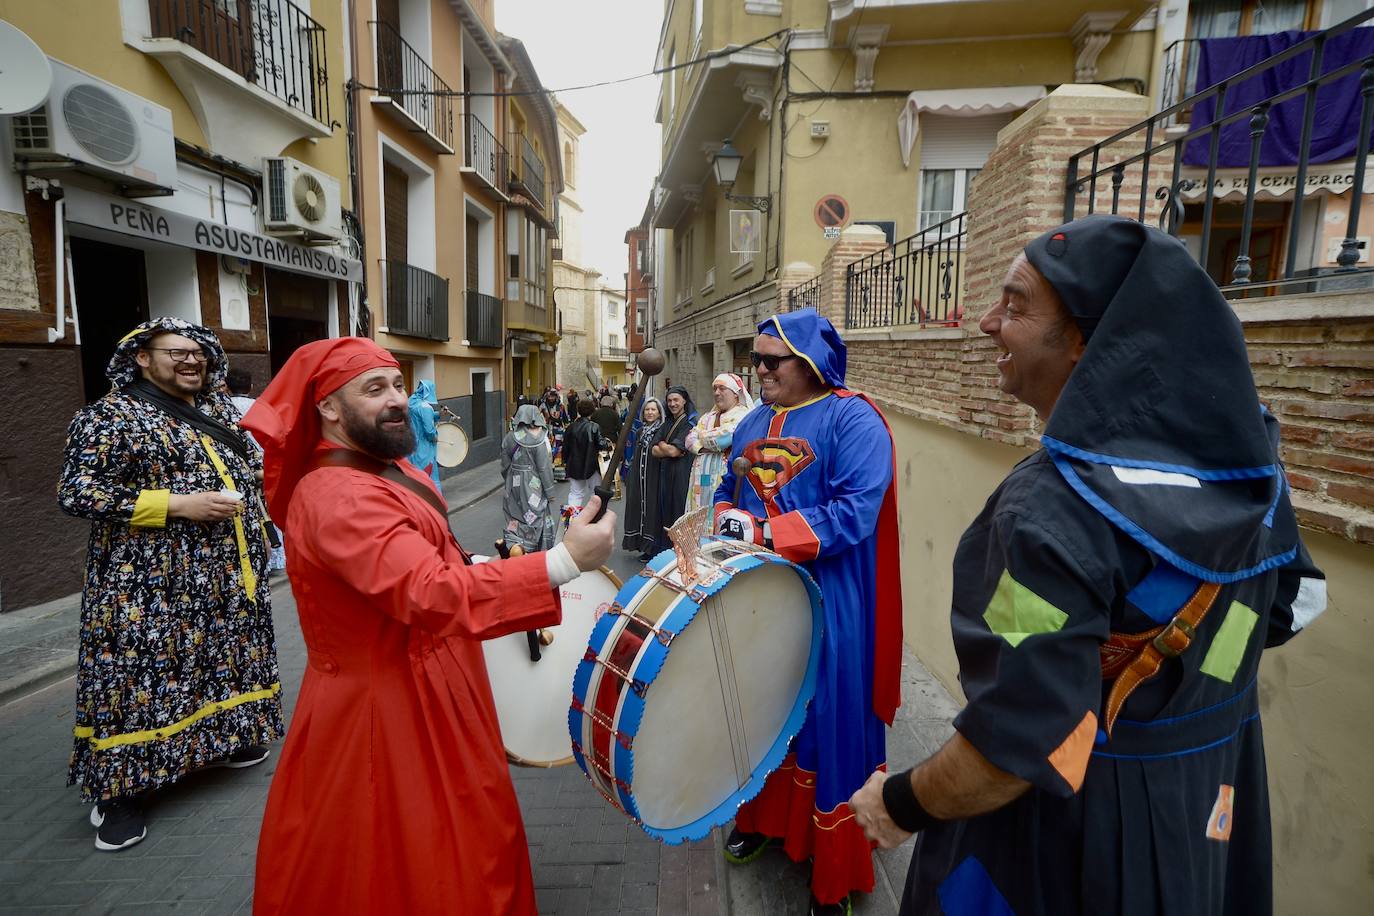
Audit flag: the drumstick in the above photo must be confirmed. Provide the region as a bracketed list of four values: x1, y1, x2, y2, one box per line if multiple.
[731, 457, 753, 510]
[589, 347, 666, 523]
[496, 539, 544, 662]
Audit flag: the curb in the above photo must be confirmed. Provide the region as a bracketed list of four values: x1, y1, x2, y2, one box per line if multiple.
[0, 653, 77, 708]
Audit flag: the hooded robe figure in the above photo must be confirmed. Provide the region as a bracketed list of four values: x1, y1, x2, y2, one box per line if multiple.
[57, 318, 284, 806]
[243, 338, 563, 915]
[648, 385, 698, 555]
[713, 309, 904, 907]
[900, 216, 1326, 916]
[621, 397, 664, 555]
[501, 404, 557, 552]
[407, 378, 441, 488]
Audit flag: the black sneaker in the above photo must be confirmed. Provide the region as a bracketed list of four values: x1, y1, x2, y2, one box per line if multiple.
[723, 827, 772, 864]
[90, 798, 147, 852]
[809, 895, 852, 916]
[214, 744, 270, 769]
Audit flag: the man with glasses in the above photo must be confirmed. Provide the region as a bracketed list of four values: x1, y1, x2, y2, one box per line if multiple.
[713, 308, 903, 916]
[58, 318, 283, 852]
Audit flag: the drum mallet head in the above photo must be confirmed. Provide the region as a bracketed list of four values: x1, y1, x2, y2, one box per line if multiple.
[636, 347, 666, 377]
[731, 457, 753, 510]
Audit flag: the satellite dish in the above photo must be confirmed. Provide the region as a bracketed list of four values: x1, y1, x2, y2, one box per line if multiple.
[0, 20, 52, 116]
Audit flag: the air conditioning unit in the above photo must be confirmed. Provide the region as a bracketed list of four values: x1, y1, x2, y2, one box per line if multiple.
[262, 156, 343, 242]
[9, 58, 175, 196]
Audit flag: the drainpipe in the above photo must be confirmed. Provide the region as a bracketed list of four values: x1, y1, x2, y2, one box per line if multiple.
[345, 0, 370, 336]
[45, 185, 68, 343]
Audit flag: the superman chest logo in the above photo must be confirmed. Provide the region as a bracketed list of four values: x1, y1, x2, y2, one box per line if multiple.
[741, 437, 816, 502]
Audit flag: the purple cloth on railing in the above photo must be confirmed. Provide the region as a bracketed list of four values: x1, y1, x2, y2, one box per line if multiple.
[1184, 27, 1374, 167]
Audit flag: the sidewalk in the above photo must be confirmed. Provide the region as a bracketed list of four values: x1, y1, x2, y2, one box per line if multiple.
[0, 457, 505, 709]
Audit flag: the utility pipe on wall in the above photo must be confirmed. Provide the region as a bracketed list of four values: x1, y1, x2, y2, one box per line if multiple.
[47, 195, 66, 344]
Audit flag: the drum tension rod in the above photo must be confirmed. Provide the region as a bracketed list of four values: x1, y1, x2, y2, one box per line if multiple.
[570, 697, 635, 749]
[581, 651, 651, 698]
[608, 607, 676, 647]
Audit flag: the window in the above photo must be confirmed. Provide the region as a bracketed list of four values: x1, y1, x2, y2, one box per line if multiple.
[666, 47, 676, 125]
[471, 370, 489, 440]
[563, 141, 576, 189]
[692, 0, 704, 48]
[918, 170, 979, 232]
[506, 212, 521, 300]
[635, 298, 647, 334]
[674, 227, 694, 304]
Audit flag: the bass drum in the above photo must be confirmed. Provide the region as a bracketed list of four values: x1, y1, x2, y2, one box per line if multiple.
[435, 421, 470, 468]
[485, 566, 623, 767]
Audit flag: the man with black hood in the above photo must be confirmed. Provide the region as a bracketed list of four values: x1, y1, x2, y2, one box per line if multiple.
[848, 215, 1327, 915]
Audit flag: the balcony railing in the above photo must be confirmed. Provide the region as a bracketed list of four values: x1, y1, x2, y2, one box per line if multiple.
[845, 213, 966, 330]
[600, 346, 629, 361]
[463, 113, 505, 190]
[508, 133, 545, 209]
[1159, 38, 1205, 127]
[466, 290, 502, 348]
[149, 0, 330, 124]
[381, 260, 448, 341]
[1063, 9, 1374, 296]
[787, 275, 821, 312]
[371, 19, 454, 152]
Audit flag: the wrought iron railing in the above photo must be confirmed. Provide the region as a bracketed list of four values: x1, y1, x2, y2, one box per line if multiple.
[381, 260, 448, 341]
[600, 346, 629, 361]
[465, 290, 501, 348]
[371, 19, 454, 150]
[508, 133, 545, 209]
[464, 113, 504, 189]
[788, 275, 821, 311]
[1159, 38, 1205, 126]
[149, 0, 330, 124]
[1064, 10, 1374, 295]
[845, 214, 966, 329]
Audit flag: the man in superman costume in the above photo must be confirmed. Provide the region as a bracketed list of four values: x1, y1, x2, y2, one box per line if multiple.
[713, 308, 903, 916]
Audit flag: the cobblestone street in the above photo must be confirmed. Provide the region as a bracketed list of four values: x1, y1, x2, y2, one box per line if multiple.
[0, 466, 957, 915]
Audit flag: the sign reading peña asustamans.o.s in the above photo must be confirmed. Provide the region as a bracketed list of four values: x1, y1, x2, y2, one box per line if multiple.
[65, 190, 363, 283]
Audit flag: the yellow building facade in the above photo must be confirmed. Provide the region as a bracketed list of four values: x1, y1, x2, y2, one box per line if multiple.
[650, 0, 1157, 397]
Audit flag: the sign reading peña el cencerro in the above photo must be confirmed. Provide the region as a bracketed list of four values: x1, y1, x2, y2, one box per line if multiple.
[65, 190, 363, 283]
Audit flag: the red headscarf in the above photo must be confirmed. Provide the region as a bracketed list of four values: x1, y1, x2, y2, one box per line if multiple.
[242, 338, 400, 526]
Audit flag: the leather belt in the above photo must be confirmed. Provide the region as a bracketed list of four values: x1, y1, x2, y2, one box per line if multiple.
[1098, 581, 1221, 737]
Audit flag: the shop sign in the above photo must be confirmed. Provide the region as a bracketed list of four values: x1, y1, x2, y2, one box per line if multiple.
[1180, 159, 1374, 201]
[66, 190, 362, 282]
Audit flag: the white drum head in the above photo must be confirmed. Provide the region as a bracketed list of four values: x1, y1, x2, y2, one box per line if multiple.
[486, 567, 622, 766]
[628, 555, 814, 831]
[435, 421, 469, 467]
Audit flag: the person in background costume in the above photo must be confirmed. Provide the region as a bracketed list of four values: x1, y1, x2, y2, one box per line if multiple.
[685, 372, 754, 514]
[621, 397, 664, 557]
[501, 404, 557, 552]
[714, 309, 902, 916]
[848, 216, 1326, 916]
[647, 385, 697, 557]
[228, 366, 287, 573]
[407, 378, 442, 489]
[591, 393, 623, 446]
[58, 318, 283, 852]
[243, 338, 617, 915]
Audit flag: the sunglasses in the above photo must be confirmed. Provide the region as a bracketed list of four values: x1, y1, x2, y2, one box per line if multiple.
[749, 351, 800, 371]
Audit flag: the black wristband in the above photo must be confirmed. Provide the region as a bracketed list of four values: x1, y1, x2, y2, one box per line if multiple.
[881, 768, 941, 834]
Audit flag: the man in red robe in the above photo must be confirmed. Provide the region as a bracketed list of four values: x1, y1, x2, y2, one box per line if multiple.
[242, 338, 616, 915]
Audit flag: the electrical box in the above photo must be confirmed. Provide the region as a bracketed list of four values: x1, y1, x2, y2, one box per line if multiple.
[810, 120, 831, 139]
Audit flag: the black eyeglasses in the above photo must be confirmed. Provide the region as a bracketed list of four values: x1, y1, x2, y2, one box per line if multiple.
[144, 347, 208, 364]
[749, 351, 800, 371]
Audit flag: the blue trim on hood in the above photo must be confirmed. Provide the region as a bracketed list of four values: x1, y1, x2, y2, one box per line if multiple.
[1048, 452, 1297, 584]
[1041, 435, 1277, 481]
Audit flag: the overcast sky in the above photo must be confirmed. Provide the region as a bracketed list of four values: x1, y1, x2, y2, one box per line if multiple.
[496, 1, 662, 286]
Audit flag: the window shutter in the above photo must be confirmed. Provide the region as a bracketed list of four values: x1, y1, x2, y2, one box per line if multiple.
[917, 113, 1015, 169]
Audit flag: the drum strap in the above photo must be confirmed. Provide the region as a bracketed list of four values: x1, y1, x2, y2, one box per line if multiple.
[1098, 580, 1221, 737]
[313, 448, 470, 562]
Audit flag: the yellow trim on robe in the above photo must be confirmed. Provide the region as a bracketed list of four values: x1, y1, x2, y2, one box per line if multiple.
[770, 391, 833, 415]
[199, 434, 258, 606]
[73, 683, 282, 750]
[131, 489, 170, 529]
[769, 316, 826, 385]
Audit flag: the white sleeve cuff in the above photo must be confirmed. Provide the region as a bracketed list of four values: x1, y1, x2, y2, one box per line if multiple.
[544, 542, 581, 587]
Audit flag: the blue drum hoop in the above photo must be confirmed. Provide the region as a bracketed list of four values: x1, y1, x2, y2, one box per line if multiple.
[568, 538, 824, 845]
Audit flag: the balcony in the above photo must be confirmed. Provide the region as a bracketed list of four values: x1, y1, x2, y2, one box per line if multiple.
[381, 260, 449, 341]
[138, 0, 330, 163]
[846, 213, 967, 330]
[466, 290, 502, 348]
[371, 20, 455, 153]
[600, 346, 629, 362]
[826, 0, 1152, 43]
[507, 133, 545, 210]
[463, 113, 506, 192]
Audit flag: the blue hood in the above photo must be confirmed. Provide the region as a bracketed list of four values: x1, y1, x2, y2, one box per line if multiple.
[758, 308, 847, 388]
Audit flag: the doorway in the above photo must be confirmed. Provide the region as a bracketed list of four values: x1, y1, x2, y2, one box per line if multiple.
[71, 236, 150, 402]
[265, 268, 330, 375]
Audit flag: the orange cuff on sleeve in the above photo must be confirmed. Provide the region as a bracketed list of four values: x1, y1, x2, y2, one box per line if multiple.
[769, 510, 821, 563]
[1048, 710, 1098, 794]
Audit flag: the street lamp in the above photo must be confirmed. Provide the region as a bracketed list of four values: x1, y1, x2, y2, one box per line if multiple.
[711, 137, 771, 211]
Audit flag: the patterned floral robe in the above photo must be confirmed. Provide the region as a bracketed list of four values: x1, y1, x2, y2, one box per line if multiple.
[58, 332, 283, 802]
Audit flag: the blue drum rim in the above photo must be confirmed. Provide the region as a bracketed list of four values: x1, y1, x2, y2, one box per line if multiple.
[570, 539, 825, 846]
